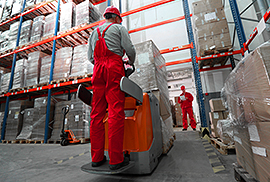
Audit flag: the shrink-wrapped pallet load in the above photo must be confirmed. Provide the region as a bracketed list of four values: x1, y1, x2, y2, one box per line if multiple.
[8, 21, 19, 49]
[11, 0, 22, 16]
[224, 41, 270, 182]
[25, 0, 35, 9]
[0, 0, 6, 21]
[53, 47, 73, 80]
[0, 72, 10, 92]
[1, 0, 13, 21]
[19, 20, 32, 45]
[43, 12, 57, 38]
[30, 15, 45, 42]
[59, 2, 75, 32]
[39, 55, 51, 84]
[70, 44, 93, 77]
[12, 58, 26, 89]
[0, 30, 10, 53]
[129, 40, 174, 153]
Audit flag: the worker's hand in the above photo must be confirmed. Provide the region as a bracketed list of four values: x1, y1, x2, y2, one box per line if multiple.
[123, 57, 133, 65]
[180, 95, 186, 101]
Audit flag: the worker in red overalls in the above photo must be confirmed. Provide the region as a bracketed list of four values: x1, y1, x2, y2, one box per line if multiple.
[178, 85, 197, 131]
[87, 6, 136, 170]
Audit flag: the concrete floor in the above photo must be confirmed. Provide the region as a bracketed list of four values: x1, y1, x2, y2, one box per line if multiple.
[0, 129, 237, 182]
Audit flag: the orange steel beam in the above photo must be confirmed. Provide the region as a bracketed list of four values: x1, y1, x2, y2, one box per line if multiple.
[160, 43, 193, 54]
[92, 0, 107, 5]
[128, 15, 191, 34]
[199, 64, 232, 72]
[197, 49, 243, 61]
[165, 58, 192, 66]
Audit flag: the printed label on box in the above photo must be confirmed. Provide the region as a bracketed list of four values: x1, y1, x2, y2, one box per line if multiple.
[75, 115, 79, 122]
[204, 12, 217, 22]
[252, 146, 267, 157]
[71, 104, 74, 110]
[213, 112, 220, 119]
[248, 124, 260, 142]
[14, 112, 19, 119]
[138, 52, 150, 65]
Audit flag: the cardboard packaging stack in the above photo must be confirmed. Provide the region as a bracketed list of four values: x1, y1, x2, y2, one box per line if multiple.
[174, 97, 183, 127]
[19, 20, 32, 45]
[53, 47, 73, 80]
[0, 30, 10, 53]
[25, 51, 46, 87]
[39, 55, 51, 84]
[11, 0, 22, 17]
[12, 58, 26, 89]
[30, 16, 45, 42]
[129, 40, 174, 153]
[0, 0, 6, 21]
[5, 100, 34, 140]
[70, 44, 93, 77]
[1, 0, 13, 21]
[224, 41, 270, 182]
[192, 0, 231, 57]
[25, 0, 35, 9]
[8, 21, 19, 50]
[0, 72, 10, 92]
[43, 12, 57, 38]
[59, 2, 75, 32]
[75, 0, 102, 26]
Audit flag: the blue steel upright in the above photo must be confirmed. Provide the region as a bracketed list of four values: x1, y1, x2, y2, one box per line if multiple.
[1, 0, 27, 141]
[44, 0, 61, 143]
[229, 0, 247, 49]
[182, 0, 207, 128]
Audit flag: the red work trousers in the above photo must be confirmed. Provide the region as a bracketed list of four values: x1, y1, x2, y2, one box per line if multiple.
[90, 23, 125, 165]
[182, 107, 196, 129]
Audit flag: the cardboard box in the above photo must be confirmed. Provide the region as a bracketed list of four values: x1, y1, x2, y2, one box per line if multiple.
[197, 20, 229, 39]
[192, 0, 223, 14]
[198, 35, 215, 55]
[222, 111, 229, 119]
[209, 111, 224, 137]
[213, 32, 232, 49]
[209, 98, 226, 112]
[193, 7, 226, 27]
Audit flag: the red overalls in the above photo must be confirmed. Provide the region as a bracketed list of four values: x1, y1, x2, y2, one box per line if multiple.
[178, 92, 196, 129]
[90, 23, 125, 165]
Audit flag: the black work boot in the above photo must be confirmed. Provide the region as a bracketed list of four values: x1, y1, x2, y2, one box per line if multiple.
[109, 157, 129, 170]
[92, 156, 107, 167]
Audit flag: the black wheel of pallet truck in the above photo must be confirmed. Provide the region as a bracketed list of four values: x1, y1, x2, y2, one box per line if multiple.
[60, 139, 68, 146]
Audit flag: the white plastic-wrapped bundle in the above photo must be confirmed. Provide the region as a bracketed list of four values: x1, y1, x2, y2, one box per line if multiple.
[216, 119, 234, 145]
[70, 44, 93, 77]
[30, 15, 45, 42]
[25, 0, 35, 9]
[0, 72, 10, 92]
[53, 47, 73, 80]
[0, 0, 6, 21]
[8, 21, 19, 49]
[11, 0, 22, 16]
[39, 55, 51, 84]
[19, 20, 32, 45]
[59, 2, 75, 32]
[12, 58, 26, 89]
[0, 30, 9, 53]
[75, 0, 102, 26]
[1, 0, 13, 21]
[43, 12, 56, 38]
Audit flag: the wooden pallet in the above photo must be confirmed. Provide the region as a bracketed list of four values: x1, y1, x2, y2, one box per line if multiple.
[50, 78, 67, 84]
[233, 163, 259, 182]
[1, 140, 12, 144]
[26, 140, 44, 144]
[210, 138, 235, 155]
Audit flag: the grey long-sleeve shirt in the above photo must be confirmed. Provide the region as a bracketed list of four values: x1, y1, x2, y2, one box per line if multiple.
[87, 22, 136, 65]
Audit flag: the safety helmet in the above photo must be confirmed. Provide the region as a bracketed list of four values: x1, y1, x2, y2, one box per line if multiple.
[180, 85, 185, 90]
[103, 6, 122, 23]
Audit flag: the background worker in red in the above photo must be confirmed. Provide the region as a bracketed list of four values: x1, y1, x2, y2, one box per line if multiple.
[178, 85, 197, 131]
[87, 6, 136, 170]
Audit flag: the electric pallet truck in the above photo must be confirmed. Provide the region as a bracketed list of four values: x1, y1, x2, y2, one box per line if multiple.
[78, 62, 166, 174]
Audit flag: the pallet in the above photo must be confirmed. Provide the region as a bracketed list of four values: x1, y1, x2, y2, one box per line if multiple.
[1, 140, 12, 144]
[233, 163, 259, 182]
[26, 140, 44, 144]
[50, 78, 67, 84]
[210, 138, 235, 155]
[79, 138, 90, 144]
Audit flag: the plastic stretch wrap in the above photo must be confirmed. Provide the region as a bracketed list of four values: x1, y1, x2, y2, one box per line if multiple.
[8, 21, 19, 50]
[0, 112, 4, 138]
[11, 0, 22, 16]
[70, 44, 93, 77]
[224, 41, 270, 182]
[5, 100, 34, 140]
[129, 40, 174, 153]
[1, 0, 13, 21]
[20, 20, 32, 45]
[25, 0, 35, 9]
[53, 47, 73, 80]
[30, 16, 45, 42]
[25, 51, 45, 87]
[39, 55, 51, 84]
[0, 72, 10, 92]
[0, 30, 10, 53]
[12, 58, 26, 89]
[43, 12, 57, 38]
[59, 2, 75, 32]
[0, 0, 6, 21]
[192, 0, 231, 57]
[216, 119, 234, 145]
[75, 0, 102, 26]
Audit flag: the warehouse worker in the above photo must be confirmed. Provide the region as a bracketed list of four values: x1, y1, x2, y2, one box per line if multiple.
[87, 6, 136, 170]
[178, 85, 196, 131]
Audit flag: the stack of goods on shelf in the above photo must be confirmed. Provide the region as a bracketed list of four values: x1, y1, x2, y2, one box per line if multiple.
[5, 100, 34, 140]
[59, 2, 75, 32]
[174, 97, 183, 127]
[25, 0, 35, 9]
[129, 40, 174, 153]
[224, 41, 270, 182]
[19, 20, 32, 45]
[12, 58, 26, 89]
[0, 112, 3, 138]
[0, 0, 5, 21]
[8, 21, 19, 49]
[39, 55, 51, 84]
[43, 12, 57, 38]
[0, 30, 10, 53]
[70, 44, 93, 77]
[53, 47, 73, 81]
[192, 0, 231, 57]
[11, 0, 22, 17]
[30, 15, 45, 42]
[16, 97, 56, 140]
[0, 72, 10, 92]
[75, 0, 102, 26]
[1, 0, 13, 21]
[25, 51, 46, 87]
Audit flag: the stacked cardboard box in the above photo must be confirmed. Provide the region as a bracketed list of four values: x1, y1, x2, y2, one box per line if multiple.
[39, 55, 51, 84]
[12, 58, 26, 89]
[30, 16, 45, 42]
[19, 20, 32, 45]
[53, 47, 73, 80]
[59, 2, 75, 32]
[192, 0, 231, 57]
[224, 41, 270, 182]
[0, 72, 10, 92]
[11, 0, 22, 17]
[129, 40, 174, 153]
[8, 21, 19, 49]
[0, 30, 10, 53]
[0, 112, 3, 139]
[174, 97, 183, 127]
[0, 0, 6, 21]
[25, 0, 35, 9]
[43, 12, 57, 38]
[70, 44, 93, 77]
[4, 100, 34, 140]
[1, 0, 13, 21]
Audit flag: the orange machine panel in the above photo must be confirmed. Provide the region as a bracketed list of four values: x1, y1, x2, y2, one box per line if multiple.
[104, 93, 153, 152]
